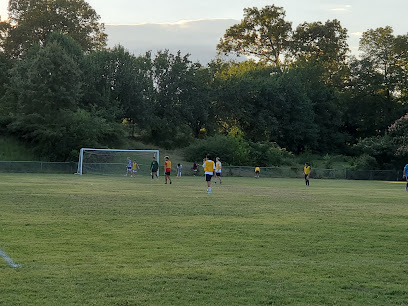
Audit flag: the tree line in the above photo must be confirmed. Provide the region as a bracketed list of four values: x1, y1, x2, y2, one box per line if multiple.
[0, 1, 407, 168]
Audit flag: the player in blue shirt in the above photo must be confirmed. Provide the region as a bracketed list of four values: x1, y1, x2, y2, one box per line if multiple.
[404, 163, 408, 192]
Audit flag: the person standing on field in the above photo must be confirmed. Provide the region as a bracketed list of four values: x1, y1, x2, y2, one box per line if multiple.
[192, 161, 198, 176]
[403, 163, 408, 192]
[254, 166, 260, 178]
[131, 160, 139, 177]
[164, 156, 172, 184]
[304, 163, 311, 186]
[214, 157, 222, 184]
[177, 163, 183, 177]
[150, 157, 159, 180]
[125, 157, 132, 177]
[202, 155, 216, 194]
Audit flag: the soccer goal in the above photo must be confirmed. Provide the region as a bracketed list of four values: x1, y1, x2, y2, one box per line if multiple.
[76, 148, 159, 176]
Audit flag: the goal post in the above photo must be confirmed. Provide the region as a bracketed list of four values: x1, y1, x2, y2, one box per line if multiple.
[77, 148, 159, 176]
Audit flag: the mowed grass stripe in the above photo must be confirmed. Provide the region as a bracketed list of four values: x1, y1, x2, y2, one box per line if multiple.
[0, 174, 407, 305]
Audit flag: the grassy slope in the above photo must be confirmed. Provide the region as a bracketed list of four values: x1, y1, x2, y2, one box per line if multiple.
[0, 174, 407, 305]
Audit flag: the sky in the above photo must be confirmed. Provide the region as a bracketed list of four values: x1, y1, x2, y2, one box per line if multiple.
[1, 0, 408, 62]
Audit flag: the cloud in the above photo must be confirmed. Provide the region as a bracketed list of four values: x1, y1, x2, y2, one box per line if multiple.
[105, 19, 242, 64]
[330, 5, 352, 12]
[350, 32, 363, 36]
[106, 18, 235, 27]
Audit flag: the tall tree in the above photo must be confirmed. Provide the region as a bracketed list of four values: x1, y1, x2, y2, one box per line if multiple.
[342, 27, 407, 140]
[214, 62, 320, 153]
[5, 34, 82, 159]
[81, 47, 154, 135]
[217, 5, 292, 66]
[359, 26, 407, 103]
[292, 19, 349, 85]
[4, 34, 122, 160]
[0, 51, 10, 99]
[0, 0, 106, 57]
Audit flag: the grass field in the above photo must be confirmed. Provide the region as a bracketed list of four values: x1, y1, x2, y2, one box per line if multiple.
[1, 174, 407, 305]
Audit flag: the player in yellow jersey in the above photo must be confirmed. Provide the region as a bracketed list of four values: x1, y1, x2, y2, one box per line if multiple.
[255, 166, 260, 178]
[131, 160, 139, 177]
[304, 163, 311, 186]
[214, 157, 222, 184]
[202, 155, 216, 193]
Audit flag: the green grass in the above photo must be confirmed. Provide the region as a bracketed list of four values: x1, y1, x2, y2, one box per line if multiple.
[1, 174, 407, 305]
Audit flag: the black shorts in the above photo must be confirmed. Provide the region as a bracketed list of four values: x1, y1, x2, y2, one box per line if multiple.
[151, 169, 158, 173]
[165, 172, 171, 176]
[255, 171, 259, 174]
[305, 174, 309, 180]
[215, 172, 221, 177]
[205, 174, 213, 182]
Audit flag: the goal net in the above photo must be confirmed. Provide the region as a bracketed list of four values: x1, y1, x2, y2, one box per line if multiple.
[77, 148, 159, 176]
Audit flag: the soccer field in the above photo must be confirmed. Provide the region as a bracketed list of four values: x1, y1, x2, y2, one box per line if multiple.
[0, 174, 407, 305]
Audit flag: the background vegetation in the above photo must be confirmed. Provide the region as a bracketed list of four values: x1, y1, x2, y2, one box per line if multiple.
[0, 1, 407, 169]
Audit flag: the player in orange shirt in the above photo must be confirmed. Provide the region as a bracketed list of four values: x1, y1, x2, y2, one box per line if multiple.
[164, 156, 172, 184]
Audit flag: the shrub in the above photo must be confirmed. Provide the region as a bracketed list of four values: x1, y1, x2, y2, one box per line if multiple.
[248, 142, 293, 166]
[184, 135, 249, 165]
[352, 154, 379, 170]
[388, 113, 408, 158]
[322, 154, 334, 169]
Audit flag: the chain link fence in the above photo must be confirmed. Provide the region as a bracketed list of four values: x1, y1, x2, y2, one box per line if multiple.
[0, 161, 404, 181]
[0, 161, 77, 174]
[207, 166, 404, 181]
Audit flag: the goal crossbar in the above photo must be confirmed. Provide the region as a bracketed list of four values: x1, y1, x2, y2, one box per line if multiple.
[76, 148, 159, 176]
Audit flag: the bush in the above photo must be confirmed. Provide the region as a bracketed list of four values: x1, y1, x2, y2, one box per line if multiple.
[248, 142, 293, 166]
[184, 135, 249, 165]
[184, 136, 294, 166]
[322, 154, 334, 169]
[389, 113, 408, 158]
[8, 109, 124, 161]
[144, 125, 195, 150]
[295, 150, 319, 167]
[352, 154, 379, 170]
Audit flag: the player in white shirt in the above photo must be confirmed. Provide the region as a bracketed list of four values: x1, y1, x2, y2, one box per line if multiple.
[125, 157, 132, 177]
[177, 164, 183, 177]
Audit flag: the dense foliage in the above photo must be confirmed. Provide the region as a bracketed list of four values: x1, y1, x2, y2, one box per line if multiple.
[0, 2, 407, 167]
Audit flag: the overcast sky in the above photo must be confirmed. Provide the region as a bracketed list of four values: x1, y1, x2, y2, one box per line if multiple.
[1, 0, 407, 62]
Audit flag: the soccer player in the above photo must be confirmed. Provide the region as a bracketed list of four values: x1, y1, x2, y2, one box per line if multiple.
[177, 163, 183, 177]
[202, 155, 216, 193]
[164, 156, 172, 184]
[304, 163, 311, 186]
[403, 163, 408, 192]
[192, 161, 198, 176]
[131, 160, 139, 177]
[214, 157, 222, 184]
[125, 157, 132, 176]
[150, 157, 159, 179]
[255, 166, 260, 178]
